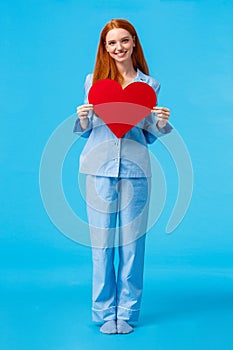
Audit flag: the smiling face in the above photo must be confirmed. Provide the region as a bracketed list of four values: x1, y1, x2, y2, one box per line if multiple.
[105, 28, 135, 64]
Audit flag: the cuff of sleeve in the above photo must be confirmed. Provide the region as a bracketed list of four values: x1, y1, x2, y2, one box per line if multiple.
[147, 122, 173, 138]
[73, 115, 92, 136]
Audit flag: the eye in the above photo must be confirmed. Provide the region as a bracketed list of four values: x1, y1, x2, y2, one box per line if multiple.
[122, 38, 129, 43]
[108, 41, 115, 46]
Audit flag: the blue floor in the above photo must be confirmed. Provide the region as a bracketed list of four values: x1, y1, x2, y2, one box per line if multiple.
[1, 257, 233, 350]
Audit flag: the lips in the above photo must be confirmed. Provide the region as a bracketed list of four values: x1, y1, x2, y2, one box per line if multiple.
[115, 51, 127, 57]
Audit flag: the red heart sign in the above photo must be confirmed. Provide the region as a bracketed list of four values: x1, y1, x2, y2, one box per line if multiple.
[88, 79, 157, 138]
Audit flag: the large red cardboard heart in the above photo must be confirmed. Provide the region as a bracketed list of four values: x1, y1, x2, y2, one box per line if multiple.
[88, 79, 157, 138]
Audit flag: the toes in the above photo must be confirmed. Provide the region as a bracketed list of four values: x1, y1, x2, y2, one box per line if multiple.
[117, 320, 134, 334]
[100, 320, 117, 334]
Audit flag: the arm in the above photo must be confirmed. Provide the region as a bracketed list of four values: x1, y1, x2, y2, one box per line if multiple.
[143, 80, 172, 144]
[73, 74, 94, 138]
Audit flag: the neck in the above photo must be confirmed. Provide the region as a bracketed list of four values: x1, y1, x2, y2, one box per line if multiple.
[115, 61, 136, 79]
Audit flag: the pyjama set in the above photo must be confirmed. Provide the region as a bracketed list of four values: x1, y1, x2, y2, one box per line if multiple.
[73, 69, 172, 323]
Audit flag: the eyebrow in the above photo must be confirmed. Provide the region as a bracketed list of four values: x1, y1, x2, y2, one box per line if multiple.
[107, 36, 130, 43]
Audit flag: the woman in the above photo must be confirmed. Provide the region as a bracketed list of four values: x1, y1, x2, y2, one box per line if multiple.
[74, 19, 172, 334]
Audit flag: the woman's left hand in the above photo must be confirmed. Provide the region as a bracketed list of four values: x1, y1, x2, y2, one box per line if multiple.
[151, 106, 170, 130]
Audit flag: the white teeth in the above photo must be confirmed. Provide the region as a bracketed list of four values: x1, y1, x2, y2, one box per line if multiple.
[116, 51, 127, 55]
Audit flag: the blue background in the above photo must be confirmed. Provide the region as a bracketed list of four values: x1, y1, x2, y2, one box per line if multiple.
[0, 0, 233, 349]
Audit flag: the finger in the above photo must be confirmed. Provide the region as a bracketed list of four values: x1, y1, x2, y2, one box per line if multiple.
[77, 106, 93, 112]
[151, 109, 170, 117]
[153, 106, 170, 112]
[77, 111, 90, 117]
[77, 104, 93, 111]
[77, 109, 92, 117]
[79, 110, 89, 115]
[77, 110, 87, 116]
[77, 104, 93, 109]
[156, 114, 169, 120]
[153, 109, 170, 115]
[78, 111, 89, 117]
[154, 112, 170, 117]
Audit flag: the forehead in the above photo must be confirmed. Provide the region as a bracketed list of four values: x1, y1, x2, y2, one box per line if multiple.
[106, 28, 131, 41]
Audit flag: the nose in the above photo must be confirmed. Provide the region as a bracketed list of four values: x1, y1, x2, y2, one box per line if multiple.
[116, 41, 123, 51]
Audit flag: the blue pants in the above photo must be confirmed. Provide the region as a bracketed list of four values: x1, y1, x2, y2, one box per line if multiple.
[86, 175, 151, 322]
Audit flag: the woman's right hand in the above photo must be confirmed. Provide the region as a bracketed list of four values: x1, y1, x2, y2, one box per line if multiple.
[76, 104, 93, 119]
[76, 104, 93, 130]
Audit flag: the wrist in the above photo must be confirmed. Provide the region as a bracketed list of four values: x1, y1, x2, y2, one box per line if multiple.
[156, 121, 166, 131]
[79, 116, 89, 130]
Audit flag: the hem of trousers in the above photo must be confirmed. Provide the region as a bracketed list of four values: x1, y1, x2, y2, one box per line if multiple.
[117, 306, 140, 322]
[92, 306, 140, 323]
[92, 306, 117, 322]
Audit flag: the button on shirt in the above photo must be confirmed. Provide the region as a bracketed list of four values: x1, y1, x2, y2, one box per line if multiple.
[73, 69, 172, 178]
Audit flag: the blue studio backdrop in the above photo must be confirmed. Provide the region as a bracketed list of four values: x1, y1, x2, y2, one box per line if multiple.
[0, 1, 233, 349]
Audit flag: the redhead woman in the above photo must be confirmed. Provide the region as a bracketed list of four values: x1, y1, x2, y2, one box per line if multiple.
[74, 19, 172, 334]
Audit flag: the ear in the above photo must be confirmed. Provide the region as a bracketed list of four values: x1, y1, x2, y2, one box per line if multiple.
[133, 36, 136, 47]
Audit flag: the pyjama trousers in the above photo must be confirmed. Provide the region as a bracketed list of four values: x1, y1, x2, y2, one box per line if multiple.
[86, 175, 151, 322]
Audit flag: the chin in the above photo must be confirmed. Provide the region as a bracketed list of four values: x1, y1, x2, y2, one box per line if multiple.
[114, 55, 131, 63]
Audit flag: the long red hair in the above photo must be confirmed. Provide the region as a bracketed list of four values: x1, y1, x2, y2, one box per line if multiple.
[92, 19, 149, 85]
